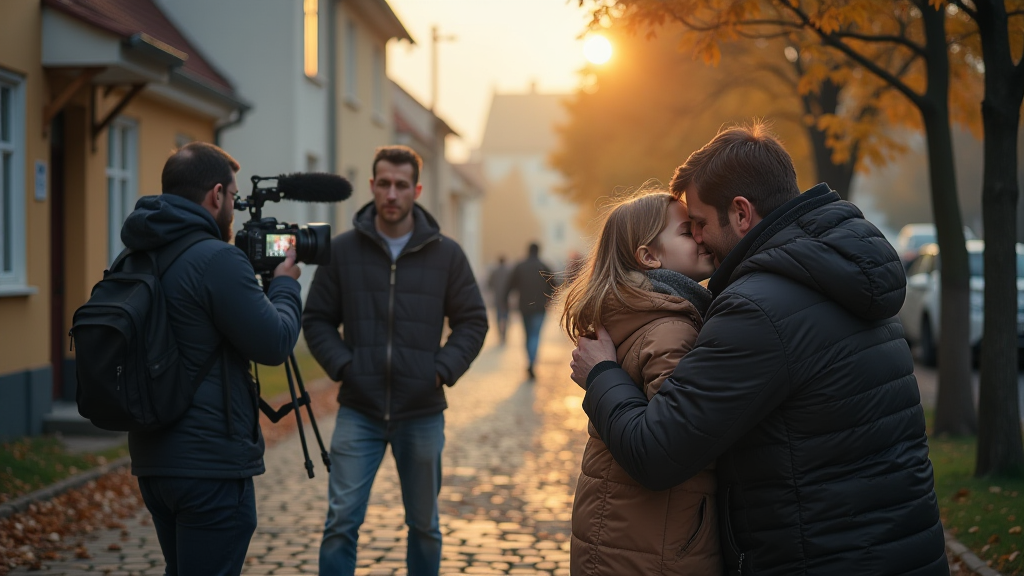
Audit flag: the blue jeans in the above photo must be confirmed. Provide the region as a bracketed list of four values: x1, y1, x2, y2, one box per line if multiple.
[138, 476, 256, 576]
[523, 312, 545, 367]
[319, 406, 445, 575]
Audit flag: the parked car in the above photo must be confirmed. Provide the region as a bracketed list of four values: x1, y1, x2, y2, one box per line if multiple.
[895, 223, 978, 269]
[899, 239, 1024, 366]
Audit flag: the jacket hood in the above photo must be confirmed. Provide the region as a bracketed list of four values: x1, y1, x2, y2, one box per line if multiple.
[353, 201, 441, 253]
[121, 194, 223, 252]
[603, 271, 704, 346]
[709, 183, 906, 321]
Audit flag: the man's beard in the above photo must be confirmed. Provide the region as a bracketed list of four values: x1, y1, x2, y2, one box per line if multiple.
[216, 201, 234, 242]
[379, 203, 413, 226]
[707, 226, 742, 266]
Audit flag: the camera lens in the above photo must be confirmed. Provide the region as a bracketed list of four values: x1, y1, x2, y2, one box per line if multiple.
[295, 224, 331, 266]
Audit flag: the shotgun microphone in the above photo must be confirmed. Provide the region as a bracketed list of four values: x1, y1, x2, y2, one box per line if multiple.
[276, 172, 353, 203]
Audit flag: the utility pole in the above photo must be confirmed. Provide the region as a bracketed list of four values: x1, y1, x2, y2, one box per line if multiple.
[430, 25, 456, 112]
[429, 25, 457, 220]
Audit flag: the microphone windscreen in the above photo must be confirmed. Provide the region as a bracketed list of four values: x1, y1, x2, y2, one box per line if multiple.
[276, 172, 353, 203]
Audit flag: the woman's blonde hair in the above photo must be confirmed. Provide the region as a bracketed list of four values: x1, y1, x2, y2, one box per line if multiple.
[560, 190, 676, 344]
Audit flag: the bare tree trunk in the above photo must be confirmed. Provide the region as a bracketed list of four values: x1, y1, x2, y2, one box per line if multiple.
[801, 80, 856, 200]
[921, 4, 977, 436]
[972, 0, 1024, 477]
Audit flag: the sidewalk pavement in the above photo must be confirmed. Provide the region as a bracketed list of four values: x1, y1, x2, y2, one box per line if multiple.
[13, 316, 586, 575]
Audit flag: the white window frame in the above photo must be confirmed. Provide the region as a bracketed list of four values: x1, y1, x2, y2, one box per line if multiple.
[0, 69, 29, 296]
[344, 19, 359, 106]
[107, 118, 138, 263]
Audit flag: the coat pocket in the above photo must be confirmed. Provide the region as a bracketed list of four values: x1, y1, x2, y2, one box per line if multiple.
[675, 495, 709, 561]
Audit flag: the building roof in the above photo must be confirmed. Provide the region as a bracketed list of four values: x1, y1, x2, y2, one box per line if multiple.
[349, 0, 414, 43]
[479, 91, 568, 155]
[42, 0, 235, 97]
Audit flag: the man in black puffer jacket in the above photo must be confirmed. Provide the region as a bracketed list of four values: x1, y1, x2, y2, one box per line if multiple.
[124, 142, 302, 575]
[303, 145, 487, 576]
[571, 124, 948, 575]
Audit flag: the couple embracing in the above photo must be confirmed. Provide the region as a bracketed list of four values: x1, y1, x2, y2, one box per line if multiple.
[561, 123, 948, 575]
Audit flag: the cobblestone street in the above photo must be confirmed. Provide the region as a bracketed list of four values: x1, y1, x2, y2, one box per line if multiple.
[13, 316, 589, 575]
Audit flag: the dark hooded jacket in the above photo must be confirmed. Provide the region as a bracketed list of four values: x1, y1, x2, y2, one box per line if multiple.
[584, 184, 947, 575]
[302, 202, 488, 421]
[122, 193, 302, 478]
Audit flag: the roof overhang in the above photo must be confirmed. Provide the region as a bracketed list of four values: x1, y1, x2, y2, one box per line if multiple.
[42, 7, 182, 84]
[41, 6, 247, 122]
[348, 0, 415, 43]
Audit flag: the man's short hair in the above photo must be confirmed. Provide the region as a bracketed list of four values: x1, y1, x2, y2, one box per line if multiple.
[528, 243, 540, 257]
[162, 142, 239, 204]
[669, 122, 800, 225]
[372, 145, 423, 185]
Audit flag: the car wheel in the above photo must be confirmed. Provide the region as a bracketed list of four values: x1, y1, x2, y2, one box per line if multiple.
[920, 316, 938, 367]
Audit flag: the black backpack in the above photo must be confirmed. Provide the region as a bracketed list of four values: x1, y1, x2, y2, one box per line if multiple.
[70, 231, 220, 432]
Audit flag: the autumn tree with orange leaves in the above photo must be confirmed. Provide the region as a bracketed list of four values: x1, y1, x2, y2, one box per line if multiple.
[572, 0, 1024, 472]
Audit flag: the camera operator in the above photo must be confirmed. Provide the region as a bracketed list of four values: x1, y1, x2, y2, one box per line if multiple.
[303, 145, 488, 575]
[120, 142, 302, 575]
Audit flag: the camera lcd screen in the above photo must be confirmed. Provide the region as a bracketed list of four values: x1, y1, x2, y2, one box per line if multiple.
[266, 234, 296, 258]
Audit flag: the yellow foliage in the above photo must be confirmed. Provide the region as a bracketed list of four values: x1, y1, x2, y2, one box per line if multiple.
[577, 0, 985, 179]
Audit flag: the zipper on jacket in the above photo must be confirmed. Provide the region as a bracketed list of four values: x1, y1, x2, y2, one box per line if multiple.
[384, 262, 396, 421]
[737, 552, 745, 575]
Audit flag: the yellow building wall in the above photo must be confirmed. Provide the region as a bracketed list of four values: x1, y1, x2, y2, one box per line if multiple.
[334, 4, 392, 232]
[0, 39, 217, 377]
[0, 0, 51, 375]
[62, 90, 216, 349]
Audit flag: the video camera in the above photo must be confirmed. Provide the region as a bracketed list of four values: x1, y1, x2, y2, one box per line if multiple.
[233, 173, 353, 276]
[231, 171, 352, 479]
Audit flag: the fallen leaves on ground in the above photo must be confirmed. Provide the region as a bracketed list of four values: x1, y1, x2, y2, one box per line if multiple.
[0, 469, 138, 574]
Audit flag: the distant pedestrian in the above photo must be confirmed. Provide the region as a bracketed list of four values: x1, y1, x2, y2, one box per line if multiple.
[303, 145, 488, 576]
[487, 256, 512, 344]
[561, 191, 720, 575]
[503, 242, 555, 380]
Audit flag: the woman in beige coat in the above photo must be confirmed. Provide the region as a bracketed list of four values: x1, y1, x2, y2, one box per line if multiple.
[561, 191, 721, 575]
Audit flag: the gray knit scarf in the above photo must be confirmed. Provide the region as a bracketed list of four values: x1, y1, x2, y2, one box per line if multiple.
[646, 269, 713, 318]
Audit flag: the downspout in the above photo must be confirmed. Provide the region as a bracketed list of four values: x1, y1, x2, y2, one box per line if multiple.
[214, 107, 247, 147]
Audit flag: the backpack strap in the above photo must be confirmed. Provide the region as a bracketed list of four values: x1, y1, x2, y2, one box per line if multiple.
[156, 230, 220, 277]
[108, 230, 217, 276]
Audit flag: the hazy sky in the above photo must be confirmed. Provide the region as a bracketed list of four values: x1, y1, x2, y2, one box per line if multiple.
[386, 0, 595, 160]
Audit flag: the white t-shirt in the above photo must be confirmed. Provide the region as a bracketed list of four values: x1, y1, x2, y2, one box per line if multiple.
[380, 229, 413, 261]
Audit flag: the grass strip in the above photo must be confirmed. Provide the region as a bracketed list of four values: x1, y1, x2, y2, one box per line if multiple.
[0, 436, 128, 503]
[254, 350, 328, 400]
[932, 428, 1024, 575]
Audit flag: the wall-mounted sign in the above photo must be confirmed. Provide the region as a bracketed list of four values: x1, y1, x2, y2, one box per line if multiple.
[34, 160, 47, 202]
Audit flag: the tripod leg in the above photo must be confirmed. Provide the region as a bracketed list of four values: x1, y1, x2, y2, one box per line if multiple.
[285, 359, 315, 478]
[289, 353, 331, 473]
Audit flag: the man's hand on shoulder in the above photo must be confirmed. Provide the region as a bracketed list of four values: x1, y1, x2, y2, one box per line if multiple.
[571, 325, 615, 390]
[274, 249, 301, 281]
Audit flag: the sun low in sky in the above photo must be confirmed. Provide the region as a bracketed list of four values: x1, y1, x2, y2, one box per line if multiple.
[583, 34, 613, 65]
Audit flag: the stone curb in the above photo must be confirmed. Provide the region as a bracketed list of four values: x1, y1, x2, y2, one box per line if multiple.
[946, 529, 1004, 576]
[0, 455, 132, 519]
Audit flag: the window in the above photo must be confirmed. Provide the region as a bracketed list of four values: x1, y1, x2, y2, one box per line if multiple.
[107, 119, 138, 263]
[344, 19, 358, 103]
[372, 46, 384, 118]
[304, 0, 318, 78]
[0, 70, 27, 293]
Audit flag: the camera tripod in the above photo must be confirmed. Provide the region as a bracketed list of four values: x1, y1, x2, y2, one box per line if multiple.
[254, 273, 331, 479]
